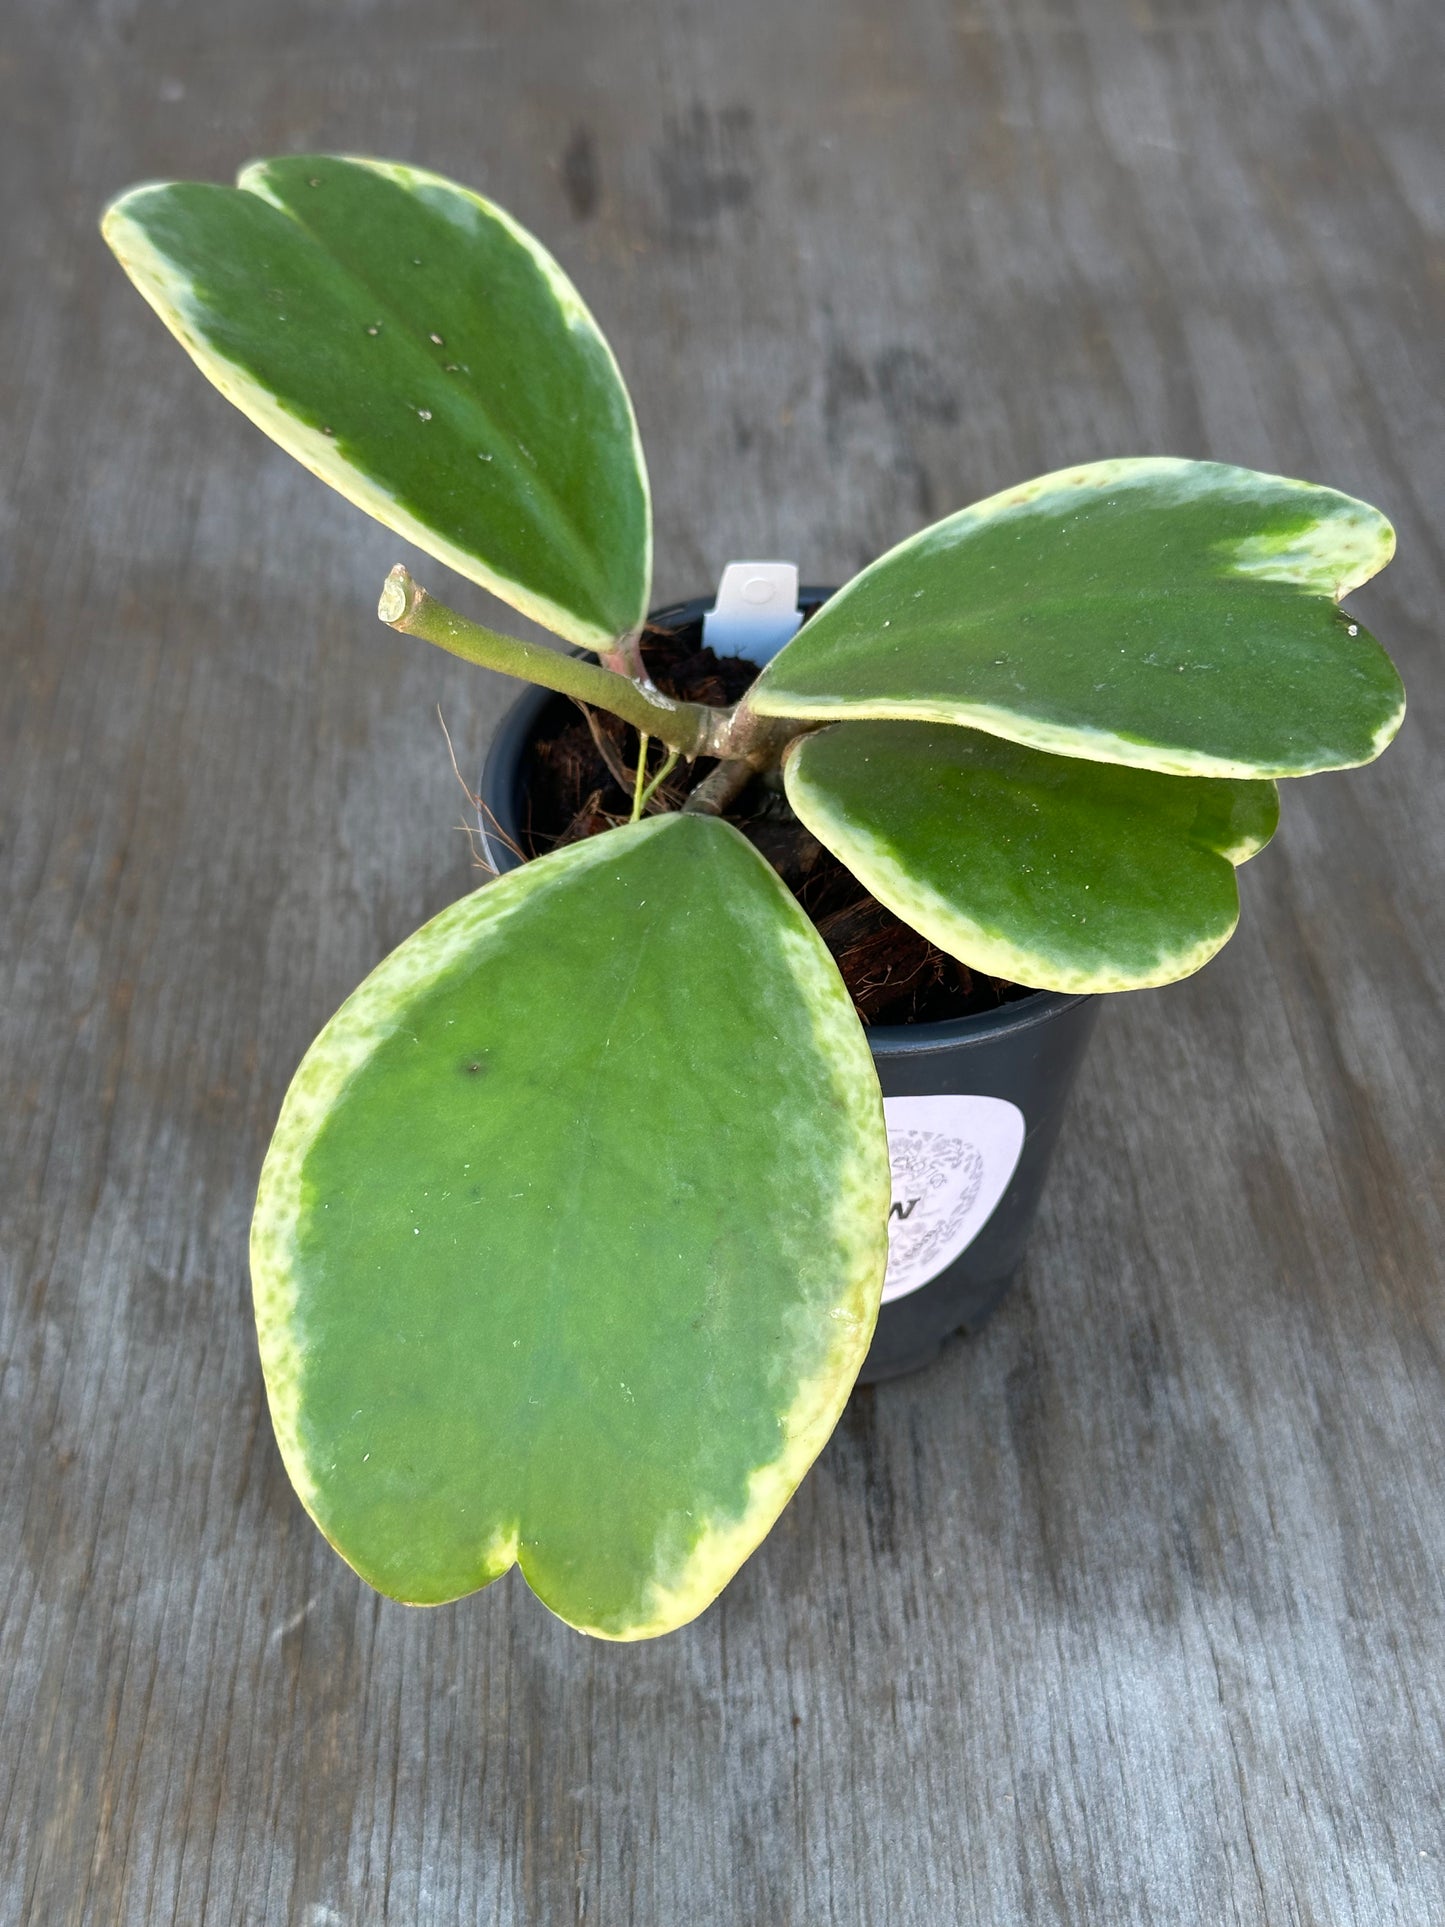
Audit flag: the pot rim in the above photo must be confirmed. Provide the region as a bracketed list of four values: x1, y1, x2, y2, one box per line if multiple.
[865, 984, 1091, 1053]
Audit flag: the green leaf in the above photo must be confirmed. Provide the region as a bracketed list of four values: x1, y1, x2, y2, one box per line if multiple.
[784, 720, 1281, 992]
[750, 459, 1402, 778]
[103, 156, 650, 649]
[250, 814, 888, 1637]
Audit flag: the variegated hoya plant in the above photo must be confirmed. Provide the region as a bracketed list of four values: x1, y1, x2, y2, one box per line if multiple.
[104, 156, 1404, 1639]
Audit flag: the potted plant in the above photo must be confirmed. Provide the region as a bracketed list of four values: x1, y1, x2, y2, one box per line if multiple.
[103, 155, 1404, 1640]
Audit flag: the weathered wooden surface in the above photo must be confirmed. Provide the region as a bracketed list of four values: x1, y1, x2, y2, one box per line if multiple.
[3, 0, 1443, 1919]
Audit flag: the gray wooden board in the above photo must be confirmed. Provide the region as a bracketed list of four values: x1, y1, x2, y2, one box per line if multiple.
[2, 0, 1442, 1919]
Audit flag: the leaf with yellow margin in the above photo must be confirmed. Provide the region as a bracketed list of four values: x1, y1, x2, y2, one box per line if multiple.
[751, 458, 1401, 778]
[785, 720, 1280, 993]
[103, 155, 650, 650]
[250, 814, 889, 1637]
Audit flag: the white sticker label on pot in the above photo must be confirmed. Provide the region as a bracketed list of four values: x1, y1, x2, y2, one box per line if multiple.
[880, 1095, 1026, 1304]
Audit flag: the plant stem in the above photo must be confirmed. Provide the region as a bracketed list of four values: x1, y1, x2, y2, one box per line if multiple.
[713, 697, 810, 770]
[629, 733, 650, 823]
[682, 759, 756, 816]
[378, 567, 718, 758]
[599, 626, 653, 686]
[639, 747, 680, 813]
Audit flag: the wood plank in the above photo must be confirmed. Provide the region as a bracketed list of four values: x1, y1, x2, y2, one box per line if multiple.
[2, 0, 1442, 1919]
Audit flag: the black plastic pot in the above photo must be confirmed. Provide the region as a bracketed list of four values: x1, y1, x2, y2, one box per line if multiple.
[477, 593, 1099, 1382]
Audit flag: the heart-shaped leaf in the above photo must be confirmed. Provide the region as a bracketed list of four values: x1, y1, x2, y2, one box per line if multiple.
[250, 814, 888, 1637]
[751, 459, 1402, 778]
[784, 720, 1280, 992]
[103, 156, 650, 649]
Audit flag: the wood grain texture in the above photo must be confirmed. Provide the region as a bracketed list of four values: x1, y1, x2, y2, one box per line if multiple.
[2, 0, 1442, 1920]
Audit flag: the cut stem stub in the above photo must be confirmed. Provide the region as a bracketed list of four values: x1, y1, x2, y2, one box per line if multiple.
[379, 566, 720, 758]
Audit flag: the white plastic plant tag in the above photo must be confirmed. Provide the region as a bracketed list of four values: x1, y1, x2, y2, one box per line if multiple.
[880, 1095, 1026, 1304]
[702, 561, 803, 665]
